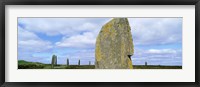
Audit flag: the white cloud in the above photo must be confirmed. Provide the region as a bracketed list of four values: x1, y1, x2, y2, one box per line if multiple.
[18, 40, 52, 52]
[18, 27, 39, 40]
[132, 48, 182, 59]
[147, 49, 177, 54]
[18, 18, 111, 49]
[18, 18, 109, 36]
[55, 32, 96, 48]
[19, 18, 182, 48]
[18, 26, 53, 52]
[129, 18, 182, 46]
[132, 48, 182, 65]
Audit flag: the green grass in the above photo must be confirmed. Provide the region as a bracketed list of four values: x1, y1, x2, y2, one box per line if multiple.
[133, 65, 182, 69]
[18, 60, 45, 69]
[18, 60, 182, 69]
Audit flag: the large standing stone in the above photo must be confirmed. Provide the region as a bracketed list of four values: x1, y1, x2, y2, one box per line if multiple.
[95, 18, 134, 69]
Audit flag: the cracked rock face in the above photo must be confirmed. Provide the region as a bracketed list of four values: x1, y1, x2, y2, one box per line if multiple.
[95, 18, 134, 69]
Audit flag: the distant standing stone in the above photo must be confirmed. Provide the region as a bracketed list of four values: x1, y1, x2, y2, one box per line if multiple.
[95, 18, 134, 69]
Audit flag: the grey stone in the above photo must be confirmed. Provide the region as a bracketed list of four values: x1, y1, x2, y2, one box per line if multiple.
[95, 18, 134, 69]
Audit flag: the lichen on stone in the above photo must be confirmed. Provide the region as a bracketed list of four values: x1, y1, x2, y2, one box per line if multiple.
[95, 18, 134, 69]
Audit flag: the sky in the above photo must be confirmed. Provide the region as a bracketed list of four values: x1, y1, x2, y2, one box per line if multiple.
[18, 18, 182, 66]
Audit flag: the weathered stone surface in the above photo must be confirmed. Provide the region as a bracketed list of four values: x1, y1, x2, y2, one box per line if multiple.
[95, 18, 134, 69]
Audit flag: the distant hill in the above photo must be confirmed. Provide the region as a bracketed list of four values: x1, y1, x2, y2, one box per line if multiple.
[18, 60, 44, 64]
[18, 60, 45, 69]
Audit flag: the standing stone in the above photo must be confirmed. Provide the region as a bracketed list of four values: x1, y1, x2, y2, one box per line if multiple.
[95, 18, 134, 69]
[51, 55, 57, 68]
[66, 58, 69, 66]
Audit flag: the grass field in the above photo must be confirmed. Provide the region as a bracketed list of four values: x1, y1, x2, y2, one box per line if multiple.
[18, 60, 182, 69]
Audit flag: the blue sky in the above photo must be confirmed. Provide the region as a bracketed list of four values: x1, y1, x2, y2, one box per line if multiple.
[18, 18, 182, 66]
